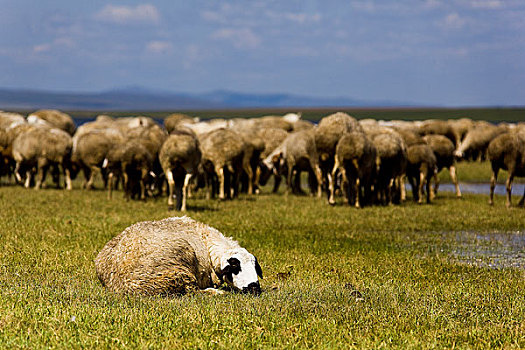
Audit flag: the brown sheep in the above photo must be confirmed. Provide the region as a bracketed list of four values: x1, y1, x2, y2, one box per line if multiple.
[487, 132, 525, 207]
[159, 129, 202, 211]
[455, 122, 507, 161]
[95, 216, 262, 296]
[106, 140, 154, 201]
[406, 144, 437, 204]
[370, 132, 407, 205]
[12, 127, 73, 190]
[72, 130, 124, 189]
[265, 130, 323, 197]
[417, 120, 460, 148]
[28, 109, 76, 135]
[423, 134, 461, 198]
[199, 128, 250, 200]
[314, 112, 363, 196]
[164, 113, 196, 134]
[329, 131, 377, 208]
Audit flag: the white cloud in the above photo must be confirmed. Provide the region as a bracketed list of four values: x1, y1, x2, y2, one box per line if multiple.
[95, 4, 160, 24]
[33, 44, 51, 53]
[146, 41, 173, 54]
[33, 37, 75, 54]
[441, 13, 466, 29]
[211, 28, 261, 49]
[468, 0, 503, 9]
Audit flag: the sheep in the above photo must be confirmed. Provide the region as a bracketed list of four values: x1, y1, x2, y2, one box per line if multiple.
[449, 118, 474, 144]
[314, 112, 363, 197]
[329, 131, 377, 207]
[105, 140, 153, 201]
[164, 113, 197, 134]
[95, 216, 263, 296]
[12, 127, 73, 190]
[455, 122, 507, 161]
[422, 134, 461, 198]
[363, 125, 408, 205]
[264, 130, 323, 197]
[417, 119, 460, 148]
[199, 128, 251, 200]
[27, 109, 76, 135]
[159, 129, 202, 211]
[256, 127, 289, 192]
[406, 144, 437, 204]
[72, 130, 124, 189]
[487, 132, 525, 207]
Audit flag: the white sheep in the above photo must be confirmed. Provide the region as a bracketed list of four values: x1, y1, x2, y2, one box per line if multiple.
[95, 216, 262, 296]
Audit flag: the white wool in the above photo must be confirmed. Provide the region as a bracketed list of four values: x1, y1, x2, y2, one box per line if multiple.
[282, 113, 301, 123]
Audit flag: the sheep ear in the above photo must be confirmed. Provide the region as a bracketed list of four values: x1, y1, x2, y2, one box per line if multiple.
[217, 265, 232, 282]
[255, 258, 263, 279]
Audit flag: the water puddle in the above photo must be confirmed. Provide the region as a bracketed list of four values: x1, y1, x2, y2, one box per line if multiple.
[427, 183, 525, 196]
[439, 230, 525, 269]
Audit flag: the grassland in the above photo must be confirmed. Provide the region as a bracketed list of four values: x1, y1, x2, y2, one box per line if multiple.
[0, 162, 524, 349]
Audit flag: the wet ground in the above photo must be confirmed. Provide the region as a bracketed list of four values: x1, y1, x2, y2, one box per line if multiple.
[443, 230, 525, 269]
[437, 183, 525, 196]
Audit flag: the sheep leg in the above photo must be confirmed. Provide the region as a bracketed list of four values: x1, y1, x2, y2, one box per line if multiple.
[417, 170, 425, 204]
[86, 166, 99, 190]
[489, 167, 498, 206]
[286, 164, 294, 195]
[314, 165, 323, 198]
[166, 170, 175, 210]
[425, 171, 432, 204]
[505, 173, 514, 208]
[408, 174, 418, 202]
[107, 172, 114, 199]
[24, 170, 32, 188]
[35, 159, 47, 190]
[64, 168, 72, 191]
[122, 171, 130, 200]
[432, 172, 439, 200]
[14, 162, 22, 184]
[140, 168, 148, 201]
[400, 174, 406, 202]
[448, 165, 461, 198]
[354, 177, 361, 208]
[272, 174, 281, 193]
[243, 161, 253, 195]
[201, 288, 226, 296]
[328, 159, 339, 205]
[217, 166, 225, 200]
[181, 173, 192, 211]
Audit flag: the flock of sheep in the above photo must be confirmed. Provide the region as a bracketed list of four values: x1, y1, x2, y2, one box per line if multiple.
[1, 109, 524, 209]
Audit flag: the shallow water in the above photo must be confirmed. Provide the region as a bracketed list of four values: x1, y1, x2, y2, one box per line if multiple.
[430, 183, 525, 196]
[443, 230, 525, 269]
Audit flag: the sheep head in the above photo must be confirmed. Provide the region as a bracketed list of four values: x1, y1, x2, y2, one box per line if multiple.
[218, 248, 262, 295]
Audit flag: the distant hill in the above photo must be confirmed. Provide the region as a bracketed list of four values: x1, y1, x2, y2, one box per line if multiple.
[0, 87, 413, 111]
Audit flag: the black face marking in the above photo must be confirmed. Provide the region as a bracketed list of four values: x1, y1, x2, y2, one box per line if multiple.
[227, 257, 241, 275]
[254, 257, 263, 279]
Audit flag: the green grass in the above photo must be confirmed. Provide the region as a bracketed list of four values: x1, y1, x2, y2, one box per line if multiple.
[0, 171, 524, 348]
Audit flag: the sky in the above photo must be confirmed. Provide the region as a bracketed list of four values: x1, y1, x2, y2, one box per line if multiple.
[0, 0, 523, 106]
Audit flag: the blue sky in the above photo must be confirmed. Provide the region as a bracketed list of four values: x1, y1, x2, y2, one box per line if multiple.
[0, 0, 523, 106]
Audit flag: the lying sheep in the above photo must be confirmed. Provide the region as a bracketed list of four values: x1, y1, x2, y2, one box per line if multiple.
[329, 131, 377, 207]
[159, 129, 202, 211]
[95, 216, 263, 296]
[487, 132, 525, 207]
[422, 134, 461, 198]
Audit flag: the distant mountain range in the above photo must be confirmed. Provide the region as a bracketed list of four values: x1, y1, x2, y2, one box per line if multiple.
[0, 87, 413, 111]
